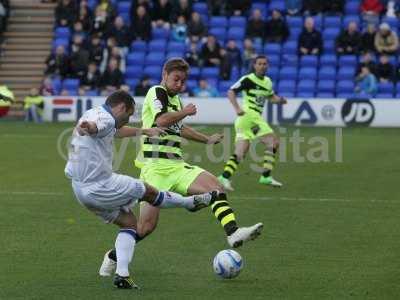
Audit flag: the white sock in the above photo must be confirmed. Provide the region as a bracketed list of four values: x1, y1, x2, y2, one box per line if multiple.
[153, 191, 196, 209]
[115, 229, 137, 277]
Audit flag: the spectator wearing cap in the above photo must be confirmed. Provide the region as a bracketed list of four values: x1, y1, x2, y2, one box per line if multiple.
[335, 21, 362, 55]
[265, 9, 289, 43]
[374, 23, 399, 55]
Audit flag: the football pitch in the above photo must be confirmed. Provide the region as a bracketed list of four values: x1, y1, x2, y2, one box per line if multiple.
[1, 121, 400, 300]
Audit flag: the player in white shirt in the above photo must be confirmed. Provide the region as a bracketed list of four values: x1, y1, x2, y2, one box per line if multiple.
[65, 90, 215, 289]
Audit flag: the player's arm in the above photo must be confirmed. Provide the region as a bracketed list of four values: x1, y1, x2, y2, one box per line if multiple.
[228, 77, 252, 116]
[155, 103, 196, 127]
[181, 125, 223, 144]
[269, 93, 287, 105]
[115, 126, 166, 138]
[76, 121, 98, 136]
[228, 89, 245, 116]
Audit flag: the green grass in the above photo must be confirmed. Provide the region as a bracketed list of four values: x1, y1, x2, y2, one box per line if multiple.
[1, 122, 400, 299]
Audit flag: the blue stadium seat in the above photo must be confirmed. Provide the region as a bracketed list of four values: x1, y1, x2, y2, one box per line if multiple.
[318, 80, 335, 93]
[148, 40, 167, 52]
[254, 43, 263, 54]
[378, 82, 394, 95]
[251, 3, 268, 18]
[278, 80, 296, 94]
[143, 66, 162, 80]
[337, 66, 355, 80]
[227, 27, 245, 40]
[62, 79, 80, 91]
[311, 15, 323, 30]
[229, 16, 246, 27]
[336, 80, 355, 93]
[296, 91, 315, 97]
[167, 41, 186, 53]
[316, 92, 335, 98]
[201, 67, 219, 79]
[320, 54, 337, 67]
[231, 66, 240, 79]
[189, 67, 201, 80]
[287, 16, 303, 29]
[52, 38, 69, 52]
[85, 90, 99, 96]
[152, 28, 170, 40]
[219, 80, 235, 94]
[145, 52, 165, 65]
[127, 52, 145, 66]
[324, 40, 336, 54]
[52, 78, 62, 94]
[209, 16, 228, 28]
[264, 43, 281, 55]
[318, 66, 336, 80]
[343, 16, 360, 27]
[126, 79, 139, 90]
[269, 0, 286, 12]
[323, 28, 341, 41]
[130, 41, 147, 53]
[298, 67, 317, 80]
[279, 91, 295, 97]
[279, 66, 298, 80]
[117, 1, 131, 14]
[338, 55, 358, 66]
[267, 67, 279, 80]
[54, 27, 71, 39]
[125, 66, 143, 79]
[282, 41, 297, 55]
[166, 51, 184, 59]
[267, 55, 280, 66]
[288, 27, 302, 41]
[297, 80, 316, 93]
[281, 54, 298, 67]
[345, 1, 359, 15]
[376, 93, 393, 98]
[324, 16, 342, 29]
[381, 17, 398, 30]
[119, 12, 130, 25]
[193, 2, 208, 15]
[209, 28, 226, 41]
[300, 55, 318, 67]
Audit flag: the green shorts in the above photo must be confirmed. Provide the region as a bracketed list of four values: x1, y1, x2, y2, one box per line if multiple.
[234, 111, 274, 142]
[140, 161, 205, 195]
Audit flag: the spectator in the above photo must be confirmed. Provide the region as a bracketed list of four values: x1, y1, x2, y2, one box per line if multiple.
[226, 40, 242, 70]
[24, 88, 44, 123]
[72, 21, 88, 45]
[226, 0, 251, 16]
[219, 48, 231, 80]
[55, 0, 76, 27]
[361, 0, 384, 25]
[100, 37, 126, 73]
[96, 0, 116, 21]
[40, 76, 55, 96]
[375, 23, 399, 55]
[187, 12, 207, 43]
[130, 0, 151, 20]
[0, 0, 10, 33]
[193, 78, 219, 97]
[88, 34, 104, 65]
[45, 45, 70, 78]
[355, 66, 377, 96]
[100, 58, 124, 94]
[298, 17, 323, 55]
[265, 9, 289, 43]
[356, 52, 377, 77]
[92, 5, 110, 38]
[69, 35, 90, 78]
[335, 21, 362, 55]
[385, 0, 400, 17]
[134, 75, 151, 96]
[302, 0, 324, 15]
[76, 1, 93, 32]
[185, 42, 201, 66]
[286, 0, 302, 16]
[245, 9, 266, 42]
[81, 62, 101, 90]
[242, 38, 257, 72]
[376, 54, 395, 82]
[131, 4, 152, 41]
[171, 15, 187, 42]
[207, 0, 224, 16]
[0, 85, 13, 117]
[361, 23, 377, 53]
[200, 35, 221, 67]
[324, 1, 344, 14]
[171, 0, 192, 23]
[152, 0, 172, 29]
[107, 16, 131, 48]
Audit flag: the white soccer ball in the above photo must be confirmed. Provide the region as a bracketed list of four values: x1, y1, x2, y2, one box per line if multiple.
[213, 249, 243, 279]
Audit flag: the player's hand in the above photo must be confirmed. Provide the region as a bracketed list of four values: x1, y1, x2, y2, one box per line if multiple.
[207, 133, 224, 144]
[77, 121, 92, 136]
[236, 109, 245, 116]
[183, 103, 197, 116]
[144, 127, 167, 137]
[279, 97, 288, 105]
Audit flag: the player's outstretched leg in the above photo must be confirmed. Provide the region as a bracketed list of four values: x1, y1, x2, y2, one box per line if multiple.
[218, 140, 250, 191]
[189, 171, 263, 248]
[258, 133, 282, 187]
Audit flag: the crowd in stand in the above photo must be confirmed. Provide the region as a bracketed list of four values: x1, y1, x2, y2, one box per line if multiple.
[0, 0, 9, 38]
[42, 0, 400, 98]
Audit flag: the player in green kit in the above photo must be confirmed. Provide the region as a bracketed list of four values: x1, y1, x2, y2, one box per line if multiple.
[135, 58, 263, 248]
[218, 55, 287, 191]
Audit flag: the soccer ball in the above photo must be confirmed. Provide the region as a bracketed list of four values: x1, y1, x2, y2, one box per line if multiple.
[213, 249, 243, 279]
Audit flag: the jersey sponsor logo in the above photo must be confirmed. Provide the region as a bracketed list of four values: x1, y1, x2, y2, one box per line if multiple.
[266, 101, 318, 125]
[341, 99, 375, 126]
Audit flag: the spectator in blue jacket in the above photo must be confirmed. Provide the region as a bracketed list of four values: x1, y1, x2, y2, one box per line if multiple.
[355, 66, 377, 96]
[193, 78, 219, 97]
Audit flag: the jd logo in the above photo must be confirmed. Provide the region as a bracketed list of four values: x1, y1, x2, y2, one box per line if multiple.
[267, 101, 317, 124]
[341, 99, 375, 126]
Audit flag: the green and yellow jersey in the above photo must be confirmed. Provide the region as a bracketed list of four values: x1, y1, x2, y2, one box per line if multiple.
[230, 73, 274, 115]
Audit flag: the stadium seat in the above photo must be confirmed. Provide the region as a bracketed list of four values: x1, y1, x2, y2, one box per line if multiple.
[193, 2, 208, 15]
[166, 51, 184, 59]
[320, 54, 337, 67]
[145, 52, 165, 65]
[52, 78, 62, 94]
[209, 27, 226, 41]
[125, 66, 143, 79]
[279, 66, 297, 80]
[279, 91, 295, 98]
[267, 67, 279, 80]
[54, 27, 71, 39]
[267, 55, 280, 66]
[269, 0, 286, 12]
[378, 82, 394, 95]
[189, 67, 201, 80]
[186, 79, 197, 92]
[229, 16, 246, 27]
[345, 1, 359, 15]
[278, 80, 296, 94]
[209, 16, 228, 28]
[227, 27, 245, 40]
[298, 67, 317, 80]
[127, 52, 145, 66]
[251, 3, 268, 18]
[318, 80, 336, 93]
[148, 40, 167, 52]
[311, 15, 323, 30]
[343, 16, 360, 27]
[152, 28, 170, 40]
[167, 41, 186, 53]
[53, 38, 69, 51]
[85, 90, 99, 96]
[287, 16, 303, 29]
[300, 55, 318, 67]
[338, 55, 358, 67]
[264, 43, 281, 55]
[201, 67, 220, 79]
[376, 93, 393, 98]
[324, 40, 336, 54]
[143, 66, 162, 80]
[296, 91, 315, 97]
[219, 80, 235, 94]
[324, 16, 342, 29]
[130, 41, 147, 53]
[323, 28, 341, 41]
[288, 27, 302, 41]
[316, 92, 335, 98]
[62, 79, 80, 91]
[381, 17, 398, 30]
[282, 41, 297, 55]
[318, 66, 336, 80]
[281, 54, 298, 67]
[297, 79, 316, 93]
[126, 79, 139, 90]
[117, 1, 131, 14]
[337, 66, 355, 80]
[336, 80, 355, 93]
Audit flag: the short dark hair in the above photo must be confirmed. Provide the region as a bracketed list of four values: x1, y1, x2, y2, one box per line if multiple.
[163, 57, 190, 74]
[105, 90, 135, 110]
[254, 55, 268, 63]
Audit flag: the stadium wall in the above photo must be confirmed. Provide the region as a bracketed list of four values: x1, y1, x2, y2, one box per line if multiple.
[43, 97, 400, 127]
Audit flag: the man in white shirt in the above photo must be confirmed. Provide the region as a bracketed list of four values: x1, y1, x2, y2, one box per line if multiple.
[65, 90, 214, 289]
